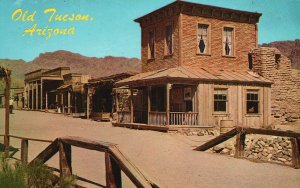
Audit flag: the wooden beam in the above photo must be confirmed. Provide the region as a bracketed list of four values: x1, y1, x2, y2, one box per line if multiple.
[244, 128, 300, 138]
[60, 136, 116, 152]
[291, 138, 300, 169]
[194, 128, 238, 151]
[130, 88, 134, 123]
[40, 79, 43, 110]
[29, 139, 59, 165]
[166, 83, 171, 126]
[234, 132, 246, 158]
[4, 72, 10, 151]
[21, 139, 29, 164]
[108, 146, 157, 188]
[147, 86, 151, 125]
[59, 141, 72, 177]
[105, 152, 122, 188]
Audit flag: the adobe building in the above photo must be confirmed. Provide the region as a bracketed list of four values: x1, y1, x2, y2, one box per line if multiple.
[114, 1, 300, 131]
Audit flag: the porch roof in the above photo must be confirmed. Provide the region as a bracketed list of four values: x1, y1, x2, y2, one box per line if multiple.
[116, 66, 272, 87]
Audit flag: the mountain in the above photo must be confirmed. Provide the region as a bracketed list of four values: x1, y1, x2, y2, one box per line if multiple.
[0, 50, 141, 93]
[260, 39, 300, 70]
[25, 50, 141, 78]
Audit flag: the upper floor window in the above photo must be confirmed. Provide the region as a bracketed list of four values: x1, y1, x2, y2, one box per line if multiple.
[248, 53, 253, 70]
[246, 90, 259, 114]
[223, 27, 234, 56]
[197, 24, 209, 54]
[165, 25, 173, 55]
[214, 89, 227, 112]
[148, 31, 155, 59]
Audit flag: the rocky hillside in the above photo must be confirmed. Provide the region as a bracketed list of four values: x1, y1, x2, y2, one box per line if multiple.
[261, 39, 300, 69]
[0, 51, 141, 93]
[25, 50, 141, 78]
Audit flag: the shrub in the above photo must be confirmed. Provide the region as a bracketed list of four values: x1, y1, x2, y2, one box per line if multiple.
[0, 153, 76, 188]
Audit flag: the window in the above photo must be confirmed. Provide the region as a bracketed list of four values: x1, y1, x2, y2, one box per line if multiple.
[223, 27, 234, 56]
[247, 90, 259, 114]
[197, 24, 209, 54]
[151, 87, 165, 112]
[165, 25, 173, 55]
[148, 31, 155, 59]
[275, 54, 281, 69]
[248, 53, 253, 70]
[214, 89, 227, 112]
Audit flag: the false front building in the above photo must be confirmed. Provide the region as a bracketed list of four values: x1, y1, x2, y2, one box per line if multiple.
[114, 1, 272, 131]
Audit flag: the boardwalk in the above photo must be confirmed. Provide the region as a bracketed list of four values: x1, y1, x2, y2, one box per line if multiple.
[0, 109, 299, 188]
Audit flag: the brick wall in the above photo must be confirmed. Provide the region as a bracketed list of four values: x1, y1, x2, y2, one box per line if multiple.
[181, 14, 257, 70]
[141, 15, 180, 72]
[251, 47, 300, 123]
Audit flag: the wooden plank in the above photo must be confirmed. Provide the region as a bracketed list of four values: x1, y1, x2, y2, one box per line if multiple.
[7, 134, 52, 143]
[61, 136, 116, 152]
[108, 146, 158, 188]
[245, 127, 300, 138]
[21, 139, 28, 164]
[4, 72, 10, 151]
[291, 138, 300, 169]
[59, 141, 72, 177]
[166, 83, 170, 126]
[194, 128, 238, 151]
[130, 88, 133, 123]
[105, 152, 122, 188]
[234, 132, 246, 158]
[29, 139, 59, 165]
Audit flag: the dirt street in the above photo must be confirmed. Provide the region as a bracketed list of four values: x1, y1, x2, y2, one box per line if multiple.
[0, 109, 299, 188]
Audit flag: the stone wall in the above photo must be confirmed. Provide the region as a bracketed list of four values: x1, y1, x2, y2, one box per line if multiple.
[251, 47, 300, 123]
[211, 135, 293, 165]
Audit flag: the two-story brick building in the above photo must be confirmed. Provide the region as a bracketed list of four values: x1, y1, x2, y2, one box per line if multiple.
[114, 1, 273, 131]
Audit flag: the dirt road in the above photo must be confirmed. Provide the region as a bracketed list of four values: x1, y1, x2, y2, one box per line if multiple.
[0, 109, 299, 188]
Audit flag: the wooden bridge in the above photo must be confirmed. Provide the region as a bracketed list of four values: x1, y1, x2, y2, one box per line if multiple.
[0, 135, 159, 188]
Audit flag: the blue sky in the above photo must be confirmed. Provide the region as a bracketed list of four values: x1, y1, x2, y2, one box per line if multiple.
[0, 0, 299, 61]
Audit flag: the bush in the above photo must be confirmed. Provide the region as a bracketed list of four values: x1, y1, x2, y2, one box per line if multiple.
[0, 153, 76, 188]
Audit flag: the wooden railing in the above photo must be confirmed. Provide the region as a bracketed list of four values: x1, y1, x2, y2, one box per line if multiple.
[170, 112, 198, 126]
[149, 112, 167, 126]
[194, 127, 300, 169]
[117, 111, 131, 123]
[0, 135, 158, 188]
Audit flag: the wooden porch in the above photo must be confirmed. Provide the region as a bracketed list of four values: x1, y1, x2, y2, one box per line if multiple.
[114, 82, 212, 130]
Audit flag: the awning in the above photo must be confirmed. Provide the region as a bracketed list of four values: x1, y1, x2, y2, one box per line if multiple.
[116, 66, 272, 87]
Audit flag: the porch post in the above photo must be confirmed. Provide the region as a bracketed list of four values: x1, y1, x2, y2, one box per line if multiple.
[86, 88, 90, 119]
[35, 81, 39, 110]
[147, 86, 151, 125]
[166, 83, 171, 126]
[45, 91, 48, 110]
[40, 79, 43, 110]
[31, 83, 34, 110]
[130, 87, 134, 123]
[61, 93, 64, 113]
[67, 91, 71, 114]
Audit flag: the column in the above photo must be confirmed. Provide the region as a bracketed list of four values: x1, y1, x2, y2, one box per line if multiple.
[40, 79, 43, 110]
[31, 82, 34, 110]
[86, 88, 90, 119]
[130, 87, 133, 123]
[45, 92, 48, 110]
[35, 81, 38, 110]
[147, 86, 151, 125]
[67, 91, 71, 114]
[166, 83, 171, 126]
[61, 93, 64, 113]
